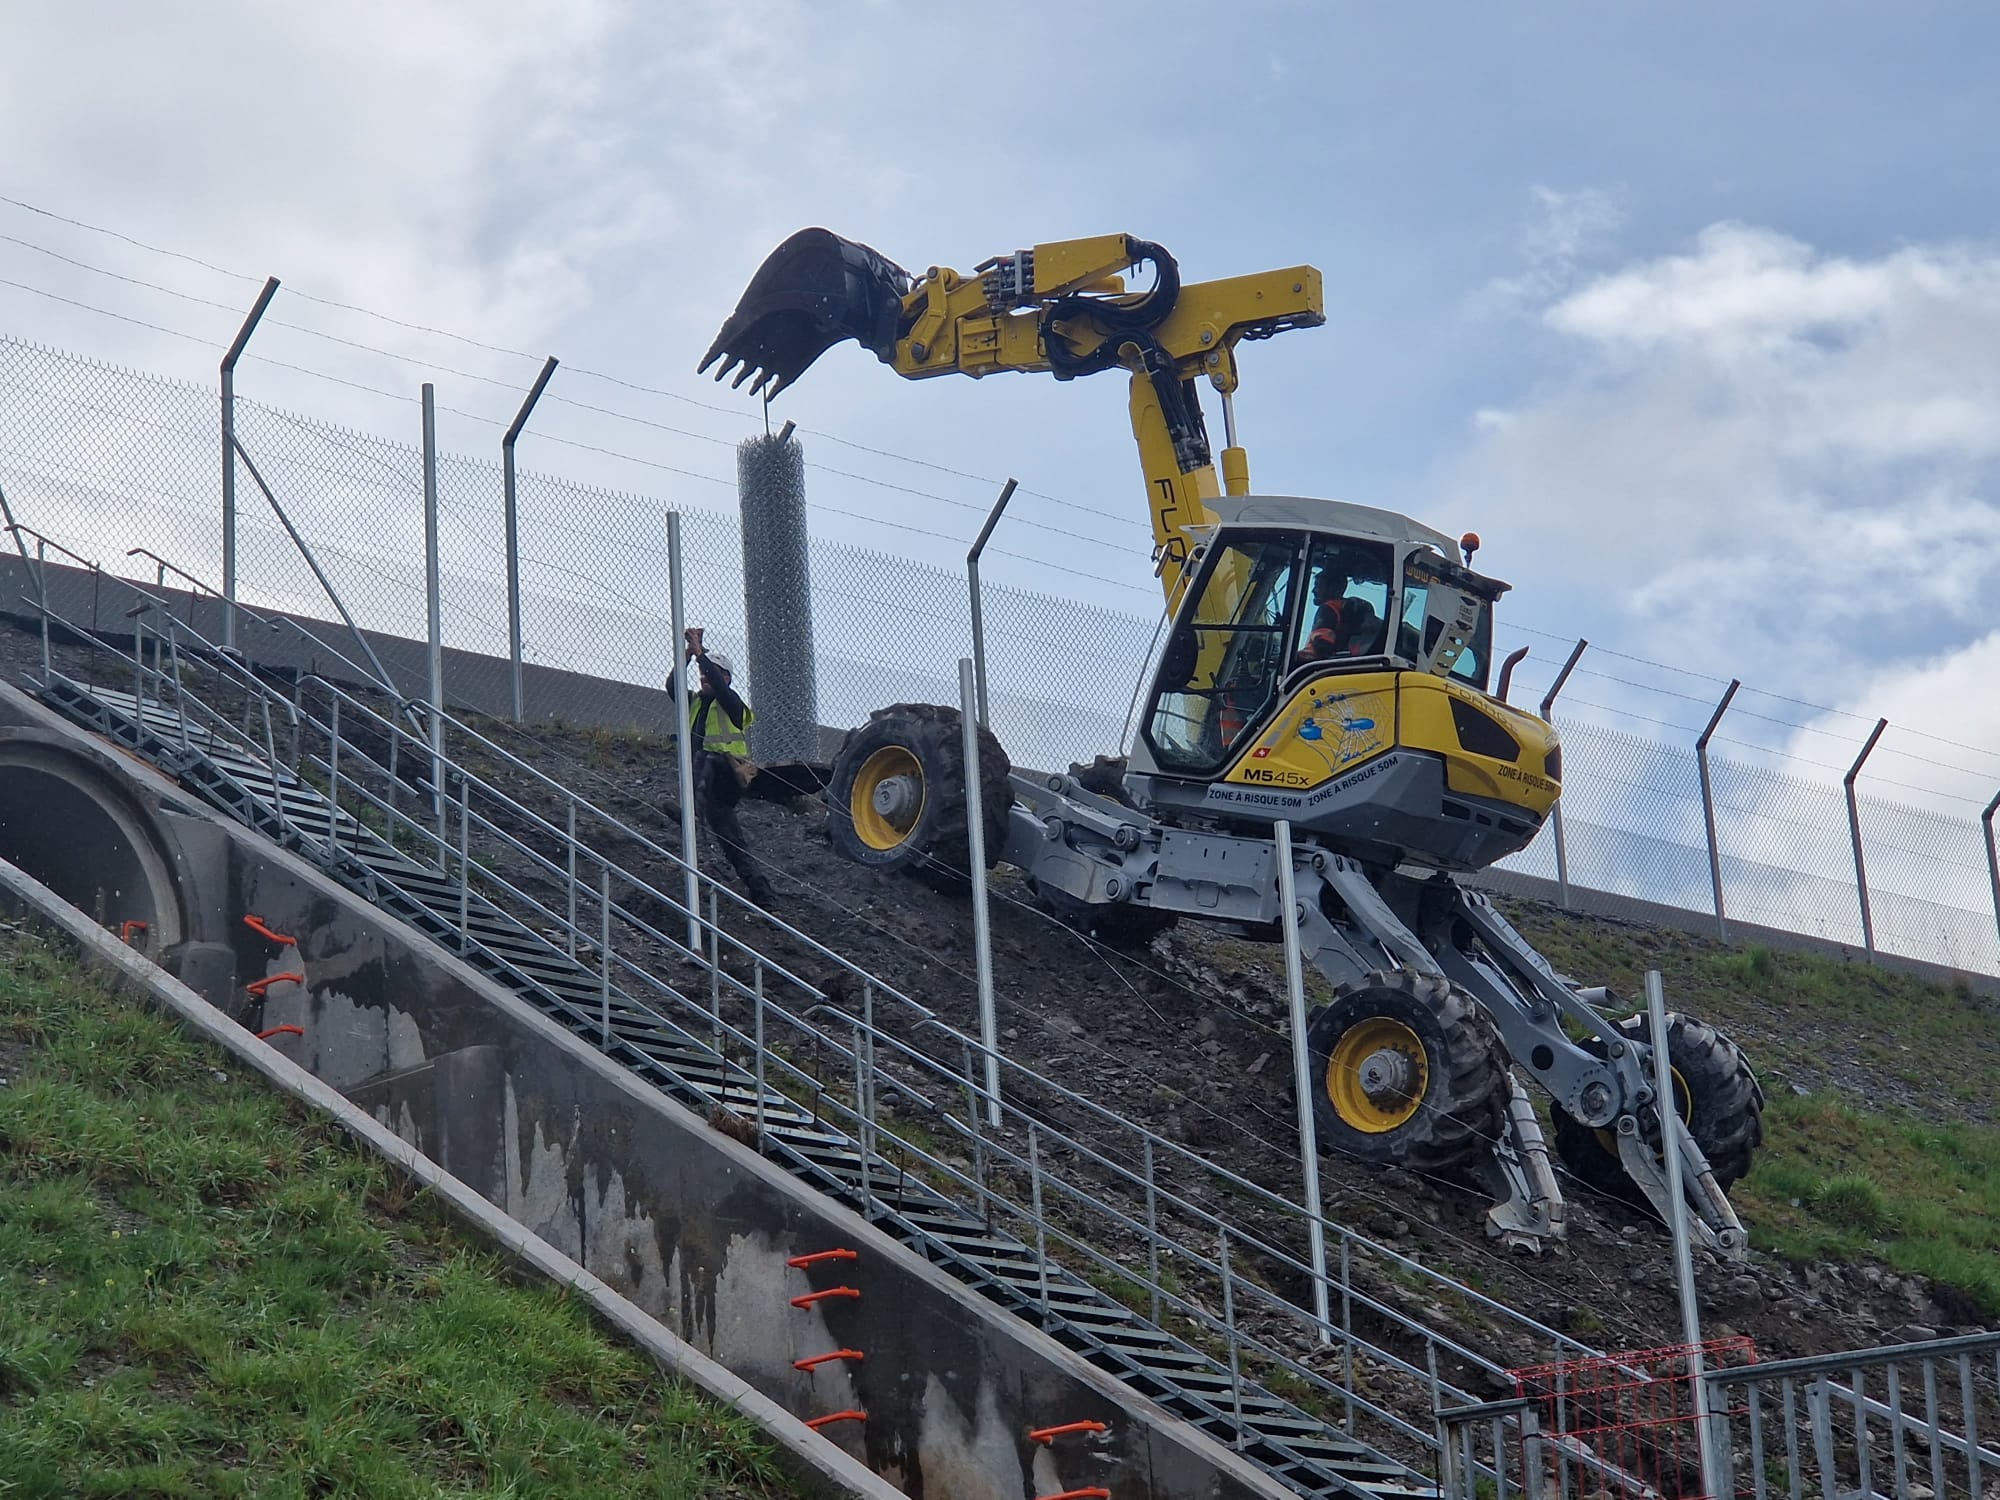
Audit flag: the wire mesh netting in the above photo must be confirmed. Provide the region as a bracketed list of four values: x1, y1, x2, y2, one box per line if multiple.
[2, 334, 1997, 974]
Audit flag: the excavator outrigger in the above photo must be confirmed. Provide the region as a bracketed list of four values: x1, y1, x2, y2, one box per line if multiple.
[703, 229, 1765, 1255]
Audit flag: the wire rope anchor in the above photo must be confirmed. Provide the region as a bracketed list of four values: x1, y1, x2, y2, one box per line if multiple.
[1034, 1490, 1110, 1500]
[118, 919, 148, 946]
[245, 972, 304, 997]
[793, 1349, 865, 1372]
[255, 1024, 305, 1041]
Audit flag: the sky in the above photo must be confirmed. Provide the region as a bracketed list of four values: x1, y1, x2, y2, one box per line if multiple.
[2, 0, 1999, 807]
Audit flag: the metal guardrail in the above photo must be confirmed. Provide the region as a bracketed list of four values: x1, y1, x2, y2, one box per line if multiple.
[1437, 1331, 2000, 1500]
[9, 539, 1644, 1496]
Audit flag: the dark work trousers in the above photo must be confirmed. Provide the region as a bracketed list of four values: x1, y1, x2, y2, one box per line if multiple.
[696, 751, 769, 899]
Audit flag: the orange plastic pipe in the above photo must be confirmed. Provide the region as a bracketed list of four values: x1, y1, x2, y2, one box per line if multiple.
[1030, 1420, 1109, 1444]
[794, 1349, 865, 1372]
[804, 1409, 866, 1430]
[790, 1287, 862, 1309]
[787, 1248, 859, 1268]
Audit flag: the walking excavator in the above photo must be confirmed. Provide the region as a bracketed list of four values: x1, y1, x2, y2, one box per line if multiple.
[702, 228, 1764, 1255]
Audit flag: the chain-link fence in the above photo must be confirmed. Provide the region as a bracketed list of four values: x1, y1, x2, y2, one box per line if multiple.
[2, 333, 1997, 974]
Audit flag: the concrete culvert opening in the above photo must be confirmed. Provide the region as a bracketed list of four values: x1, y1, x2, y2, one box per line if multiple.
[0, 736, 183, 946]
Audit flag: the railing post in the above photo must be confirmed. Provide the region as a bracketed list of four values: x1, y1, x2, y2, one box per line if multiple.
[1274, 819, 1330, 1344]
[1695, 679, 1740, 940]
[958, 657, 1002, 1126]
[666, 511, 701, 952]
[599, 865, 613, 1046]
[420, 383, 445, 829]
[500, 356, 558, 723]
[1220, 1227, 1244, 1439]
[965, 478, 1016, 728]
[1142, 1137, 1161, 1327]
[219, 276, 279, 652]
[1845, 718, 1889, 959]
[565, 801, 578, 957]
[1539, 639, 1587, 909]
[1029, 1123, 1050, 1319]
[1983, 790, 2000, 965]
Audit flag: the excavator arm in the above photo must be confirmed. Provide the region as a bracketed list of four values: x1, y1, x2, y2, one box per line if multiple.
[700, 229, 1325, 600]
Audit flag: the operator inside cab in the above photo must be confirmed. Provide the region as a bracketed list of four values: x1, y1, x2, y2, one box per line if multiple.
[1294, 541, 1390, 664]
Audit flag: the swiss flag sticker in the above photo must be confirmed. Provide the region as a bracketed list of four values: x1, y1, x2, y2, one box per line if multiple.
[1252, 746, 1271, 758]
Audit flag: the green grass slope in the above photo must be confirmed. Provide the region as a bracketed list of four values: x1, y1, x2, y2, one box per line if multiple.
[0, 928, 796, 1500]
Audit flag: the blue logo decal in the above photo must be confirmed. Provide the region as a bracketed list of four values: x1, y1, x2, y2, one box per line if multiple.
[1298, 717, 1323, 741]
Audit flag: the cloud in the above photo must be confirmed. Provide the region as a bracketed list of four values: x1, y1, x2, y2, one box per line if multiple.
[1478, 185, 1625, 311]
[1452, 222, 2000, 704]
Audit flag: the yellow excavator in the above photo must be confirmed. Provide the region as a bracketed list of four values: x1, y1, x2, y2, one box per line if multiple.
[703, 229, 1764, 1253]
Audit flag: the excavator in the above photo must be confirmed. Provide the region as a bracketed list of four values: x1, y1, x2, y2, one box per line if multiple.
[701, 228, 1764, 1255]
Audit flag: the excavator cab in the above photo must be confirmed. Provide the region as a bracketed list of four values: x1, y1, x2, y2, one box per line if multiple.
[1127, 496, 1553, 872]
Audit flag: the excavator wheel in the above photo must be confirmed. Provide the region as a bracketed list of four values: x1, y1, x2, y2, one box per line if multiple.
[1026, 877, 1177, 947]
[1550, 1011, 1765, 1205]
[827, 703, 1010, 891]
[1306, 970, 1509, 1174]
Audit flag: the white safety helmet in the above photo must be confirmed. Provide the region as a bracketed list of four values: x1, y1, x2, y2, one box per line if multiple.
[704, 652, 734, 677]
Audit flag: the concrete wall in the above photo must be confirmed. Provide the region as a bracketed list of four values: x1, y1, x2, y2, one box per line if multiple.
[0, 677, 1293, 1500]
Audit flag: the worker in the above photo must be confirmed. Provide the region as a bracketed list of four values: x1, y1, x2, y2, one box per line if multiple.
[667, 629, 776, 909]
[1296, 563, 1386, 663]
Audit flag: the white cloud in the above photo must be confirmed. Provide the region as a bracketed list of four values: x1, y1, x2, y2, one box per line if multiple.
[1478, 185, 1625, 311]
[1454, 223, 2000, 703]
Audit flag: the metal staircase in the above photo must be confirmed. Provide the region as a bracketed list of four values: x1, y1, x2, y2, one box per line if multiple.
[25, 592, 1445, 1500]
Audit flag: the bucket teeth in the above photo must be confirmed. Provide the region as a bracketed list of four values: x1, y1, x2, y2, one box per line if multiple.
[698, 228, 912, 400]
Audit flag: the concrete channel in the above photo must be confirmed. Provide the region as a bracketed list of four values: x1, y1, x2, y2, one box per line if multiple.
[0, 680, 1306, 1499]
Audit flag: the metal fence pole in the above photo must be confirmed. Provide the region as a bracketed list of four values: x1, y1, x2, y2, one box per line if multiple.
[958, 657, 1002, 1127]
[219, 276, 279, 652]
[500, 356, 558, 723]
[1695, 679, 1740, 941]
[1539, 639, 1587, 909]
[420, 383, 445, 826]
[1647, 970, 1723, 1500]
[1983, 790, 2000, 960]
[1274, 819, 1330, 1344]
[666, 511, 701, 951]
[966, 478, 1017, 729]
[1845, 718, 1889, 959]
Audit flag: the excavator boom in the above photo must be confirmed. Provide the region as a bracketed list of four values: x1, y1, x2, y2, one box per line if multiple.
[701, 228, 1325, 598]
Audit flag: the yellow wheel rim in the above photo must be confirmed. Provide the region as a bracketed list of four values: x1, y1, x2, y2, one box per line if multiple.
[1324, 1017, 1429, 1133]
[850, 745, 925, 852]
[1595, 1064, 1692, 1158]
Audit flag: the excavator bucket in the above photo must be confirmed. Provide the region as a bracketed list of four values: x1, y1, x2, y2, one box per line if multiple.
[698, 228, 912, 400]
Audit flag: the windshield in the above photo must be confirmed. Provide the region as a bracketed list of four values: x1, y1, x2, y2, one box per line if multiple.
[1398, 551, 1494, 690]
[1143, 532, 1299, 773]
[1293, 535, 1394, 665]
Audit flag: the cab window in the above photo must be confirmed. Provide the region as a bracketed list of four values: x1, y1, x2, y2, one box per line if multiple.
[1144, 532, 1299, 774]
[1292, 537, 1395, 665]
[1398, 553, 1494, 690]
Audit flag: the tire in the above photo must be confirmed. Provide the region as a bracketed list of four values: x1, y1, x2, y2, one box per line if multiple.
[1026, 877, 1177, 946]
[827, 703, 1011, 890]
[1550, 1011, 1765, 1203]
[1306, 970, 1509, 1174]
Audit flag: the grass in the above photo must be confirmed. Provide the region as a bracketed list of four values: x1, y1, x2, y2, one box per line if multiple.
[0, 928, 794, 1499]
[1511, 913, 2000, 1118]
[1735, 1094, 2000, 1318]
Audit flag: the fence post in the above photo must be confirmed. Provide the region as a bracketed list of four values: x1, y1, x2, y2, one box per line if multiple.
[1647, 970, 1724, 1500]
[1538, 639, 1587, 909]
[500, 356, 558, 723]
[1844, 718, 1889, 960]
[1695, 680, 1740, 941]
[420, 383, 445, 827]
[1274, 819, 1330, 1344]
[1983, 790, 2000, 962]
[219, 277, 279, 652]
[966, 478, 1017, 729]
[958, 657, 1002, 1127]
[666, 512, 701, 952]
[736, 420, 818, 761]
